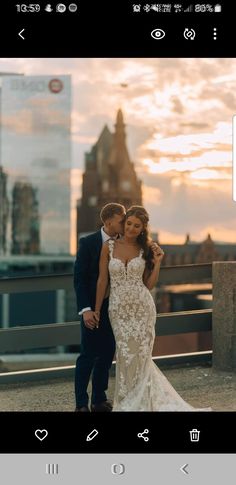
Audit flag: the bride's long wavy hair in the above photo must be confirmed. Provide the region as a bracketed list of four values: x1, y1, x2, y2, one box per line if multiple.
[125, 206, 154, 272]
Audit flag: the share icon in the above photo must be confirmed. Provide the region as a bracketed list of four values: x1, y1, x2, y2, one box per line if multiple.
[137, 429, 149, 442]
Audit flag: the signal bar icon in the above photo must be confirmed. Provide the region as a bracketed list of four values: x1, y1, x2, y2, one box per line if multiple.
[184, 5, 193, 12]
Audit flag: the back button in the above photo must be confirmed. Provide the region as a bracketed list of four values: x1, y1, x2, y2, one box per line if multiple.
[180, 463, 189, 475]
[18, 28, 25, 39]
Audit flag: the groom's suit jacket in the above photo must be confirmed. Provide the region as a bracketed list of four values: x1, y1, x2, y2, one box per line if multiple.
[74, 230, 104, 314]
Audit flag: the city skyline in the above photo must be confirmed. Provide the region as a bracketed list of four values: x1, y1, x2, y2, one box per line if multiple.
[0, 58, 235, 255]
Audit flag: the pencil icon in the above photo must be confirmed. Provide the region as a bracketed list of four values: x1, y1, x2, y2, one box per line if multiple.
[86, 429, 99, 441]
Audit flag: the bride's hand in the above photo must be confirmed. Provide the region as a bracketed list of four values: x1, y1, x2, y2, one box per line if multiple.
[94, 310, 100, 328]
[151, 243, 164, 264]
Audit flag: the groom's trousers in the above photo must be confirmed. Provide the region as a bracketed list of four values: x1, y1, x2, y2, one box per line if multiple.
[75, 298, 116, 408]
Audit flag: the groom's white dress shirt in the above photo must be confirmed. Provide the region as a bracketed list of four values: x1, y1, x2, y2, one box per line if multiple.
[78, 227, 119, 316]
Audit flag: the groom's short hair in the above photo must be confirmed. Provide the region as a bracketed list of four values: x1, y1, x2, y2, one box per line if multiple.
[100, 203, 125, 223]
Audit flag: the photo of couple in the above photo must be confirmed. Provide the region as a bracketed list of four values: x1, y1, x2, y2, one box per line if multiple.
[3, 57, 235, 414]
[74, 203, 211, 412]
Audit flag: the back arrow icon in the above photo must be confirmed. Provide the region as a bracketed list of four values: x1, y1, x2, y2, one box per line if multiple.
[18, 29, 25, 40]
[180, 464, 189, 475]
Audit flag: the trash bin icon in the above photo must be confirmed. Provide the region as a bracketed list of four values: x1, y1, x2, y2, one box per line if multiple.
[189, 429, 200, 442]
[214, 4, 222, 12]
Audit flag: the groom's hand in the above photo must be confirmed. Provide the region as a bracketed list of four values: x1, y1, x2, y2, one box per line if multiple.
[83, 310, 97, 330]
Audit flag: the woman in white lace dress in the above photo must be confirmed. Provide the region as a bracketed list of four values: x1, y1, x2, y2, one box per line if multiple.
[94, 206, 210, 411]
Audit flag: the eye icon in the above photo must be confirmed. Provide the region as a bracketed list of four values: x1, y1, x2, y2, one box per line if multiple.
[151, 29, 165, 40]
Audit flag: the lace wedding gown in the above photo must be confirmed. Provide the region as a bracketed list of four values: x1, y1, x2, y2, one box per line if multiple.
[108, 239, 211, 412]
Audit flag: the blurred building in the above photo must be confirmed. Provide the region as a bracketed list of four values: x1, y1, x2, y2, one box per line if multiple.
[77, 109, 142, 241]
[12, 181, 40, 254]
[152, 233, 236, 356]
[157, 231, 236, 315]
[160, 233, 236, 267]
[0, 74, 71, 254]
[0, 166, 9, 254]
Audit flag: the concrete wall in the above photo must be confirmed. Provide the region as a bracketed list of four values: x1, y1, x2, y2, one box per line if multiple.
[212, 262, 236, 371]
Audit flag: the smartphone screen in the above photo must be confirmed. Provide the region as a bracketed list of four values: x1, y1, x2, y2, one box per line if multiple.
[0, 1, 235, 483]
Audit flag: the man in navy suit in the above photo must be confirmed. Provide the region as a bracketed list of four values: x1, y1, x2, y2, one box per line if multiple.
[74, 203, 126, 412]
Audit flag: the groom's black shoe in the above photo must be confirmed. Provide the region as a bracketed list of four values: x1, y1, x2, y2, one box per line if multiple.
[75, 406, 90, 412]
[91, 400, 113, 412]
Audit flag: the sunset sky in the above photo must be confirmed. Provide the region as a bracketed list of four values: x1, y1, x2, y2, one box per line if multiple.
[0, 58, 235, 254]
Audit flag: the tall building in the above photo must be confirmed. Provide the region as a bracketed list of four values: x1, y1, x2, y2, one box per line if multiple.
[77, 109, 142, 239]
[12, 181, 40, 254]
[0, 165, 9, 254]
[0, 74, 71, 254]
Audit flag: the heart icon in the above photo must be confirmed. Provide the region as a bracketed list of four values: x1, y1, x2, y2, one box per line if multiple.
[35, 429, 48, 441]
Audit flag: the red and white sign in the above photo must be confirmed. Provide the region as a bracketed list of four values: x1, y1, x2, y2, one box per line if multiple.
[48, 79, 64, 93]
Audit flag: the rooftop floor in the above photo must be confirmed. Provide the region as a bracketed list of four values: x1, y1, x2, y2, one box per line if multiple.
[0, 363, 235, 411]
